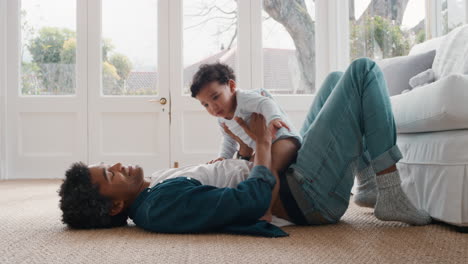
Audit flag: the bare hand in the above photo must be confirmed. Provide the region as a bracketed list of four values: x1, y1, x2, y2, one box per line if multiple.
[221, 123, 253, 158]
[236, 113, 272, 145]
[268, 118, 290, 140]
[259, 212, 273, 222]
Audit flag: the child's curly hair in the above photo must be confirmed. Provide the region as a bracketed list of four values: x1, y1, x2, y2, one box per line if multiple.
[58, 162, 128, 229]
[190, 62, 236, 97]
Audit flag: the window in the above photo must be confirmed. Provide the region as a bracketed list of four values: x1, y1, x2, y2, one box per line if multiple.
[183, 0, 239, 95]
[102, 0, 158, 96]
[442, 0, 466, 34]
[262, 1, 316, 94]
[20, 0, 76, 96]
[349, 0, 426, 61]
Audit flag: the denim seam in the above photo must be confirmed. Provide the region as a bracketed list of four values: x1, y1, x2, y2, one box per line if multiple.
[329, 101, 363, 195]
[370, 145, 402, 173]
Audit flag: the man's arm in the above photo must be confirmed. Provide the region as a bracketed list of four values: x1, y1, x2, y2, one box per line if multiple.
[250, 114, 272, 170]
[235, 113, 279, 222]
[134, 114, 277, 233]
[137, 168, 276, 233]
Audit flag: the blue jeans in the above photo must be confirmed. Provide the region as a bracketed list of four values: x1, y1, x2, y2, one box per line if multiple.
[286, 58, 402, 225]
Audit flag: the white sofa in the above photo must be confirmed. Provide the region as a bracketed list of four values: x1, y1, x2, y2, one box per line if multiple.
[391, 25, 468, 227]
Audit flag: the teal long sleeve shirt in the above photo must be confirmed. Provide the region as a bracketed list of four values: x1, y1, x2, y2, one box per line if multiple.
[128, 165, 288, 237]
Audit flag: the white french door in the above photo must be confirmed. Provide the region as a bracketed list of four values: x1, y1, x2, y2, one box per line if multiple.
[5, 0, 443, 179]
[4, 0, 170, 179]
[6, 0, 87, 179]
[87, 0, 170, 173]
[169, 0, 315, 168]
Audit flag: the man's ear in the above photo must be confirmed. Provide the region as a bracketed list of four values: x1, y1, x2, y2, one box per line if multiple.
[228, 79, 236, 92]
[109, 200, 125, 216]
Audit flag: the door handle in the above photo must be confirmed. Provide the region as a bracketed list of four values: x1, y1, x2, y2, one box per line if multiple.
[148, 98, 167, 105]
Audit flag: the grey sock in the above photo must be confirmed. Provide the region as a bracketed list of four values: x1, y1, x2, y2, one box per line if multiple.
[354, 166, 377, 208]
[374, 170, 431, 225]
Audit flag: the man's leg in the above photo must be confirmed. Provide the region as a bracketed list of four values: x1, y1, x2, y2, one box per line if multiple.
[299, 72, 343, 137]
[354, 163, 378, 208]
[260, 138, 299, 222]
[353, 143, 378, 208]
[300, 71, 379, 208]
[289, 58, 430, 225]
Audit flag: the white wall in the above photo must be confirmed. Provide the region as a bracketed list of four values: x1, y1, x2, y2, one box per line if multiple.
[0, 0, 7, 180]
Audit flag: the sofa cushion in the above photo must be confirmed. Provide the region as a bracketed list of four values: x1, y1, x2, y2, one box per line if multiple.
[409, 36, 443, 55]
[377, 50, 436, 96]
[409, 68, 435, 88]
[391, 74, 468, 133]
[432, 24, 468, 80]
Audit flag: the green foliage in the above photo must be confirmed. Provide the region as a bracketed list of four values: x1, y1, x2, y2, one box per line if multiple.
[24, 26, 134, 95]
[21, 62, 41, 95]
[61, 38, 76, 64]
[350, 16, 411, 60]
[109, 53, 133, 80]
[24, 27, 75, 94]
[102, 38, 114, 62]
[416, 29, 425, 44]
[103, 52, 133, 95]
[102, 61, 122, 95]
[28, 27, 75, 64]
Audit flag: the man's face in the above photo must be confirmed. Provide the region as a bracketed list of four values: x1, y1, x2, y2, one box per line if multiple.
[88, 162, 145, 202]
[196, 80, 237, 120]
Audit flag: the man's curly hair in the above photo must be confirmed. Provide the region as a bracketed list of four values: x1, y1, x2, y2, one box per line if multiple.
[58, 162, 128, 229]
[190, 62, 236, 98]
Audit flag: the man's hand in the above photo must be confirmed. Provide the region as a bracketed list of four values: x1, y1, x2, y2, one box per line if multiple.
[234, 114, 272, 145]
[268, 118, 290, 140]
[237, 113, 274, 221]
[207, 157, 225, 164]
[236, 113, 272, 169]
[221, 123, 253, 158]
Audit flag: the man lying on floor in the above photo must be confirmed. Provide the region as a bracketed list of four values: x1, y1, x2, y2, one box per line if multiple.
[59, 114, 290, 237]
[59, 59, 431, 237]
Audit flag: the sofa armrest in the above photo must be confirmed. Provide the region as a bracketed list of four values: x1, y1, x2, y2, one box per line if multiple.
[391, 74, 468, 133]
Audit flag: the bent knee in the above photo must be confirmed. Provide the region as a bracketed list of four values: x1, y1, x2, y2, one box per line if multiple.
[326, 71, 344, 83]
[271, 138, 300, 172]
[350, 57, 376, 72]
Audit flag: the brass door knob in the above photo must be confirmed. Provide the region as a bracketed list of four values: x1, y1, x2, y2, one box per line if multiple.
[148, 97, 168, 105]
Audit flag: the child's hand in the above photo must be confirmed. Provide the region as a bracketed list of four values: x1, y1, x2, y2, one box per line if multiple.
[207, 157, 225, 164]
[268, 119, 290, 140]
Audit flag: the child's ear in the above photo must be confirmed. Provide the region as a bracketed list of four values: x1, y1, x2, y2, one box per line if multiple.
[109, 200, 125, 216]
[228, 79, 236, 92]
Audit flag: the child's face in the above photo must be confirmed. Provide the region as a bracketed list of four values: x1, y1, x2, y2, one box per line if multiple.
[196, 80, 237, 119]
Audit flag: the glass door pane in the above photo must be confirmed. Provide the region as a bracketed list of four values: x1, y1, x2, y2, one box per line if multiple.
[183, 0, 238, 95]
[20, 0, 76, 95]
[442, 0, 466, 35]
[102, 0, 158, 96]
[349, 0, 426, 60]
[262, 1, 316, 94]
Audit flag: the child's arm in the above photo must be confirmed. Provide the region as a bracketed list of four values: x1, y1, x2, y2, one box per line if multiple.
[208, 120, 239, 164]
[221, 122, 254, 159]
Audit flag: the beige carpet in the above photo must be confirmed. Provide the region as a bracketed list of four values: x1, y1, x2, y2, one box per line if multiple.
[1, 179, 467, 264]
